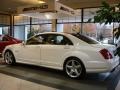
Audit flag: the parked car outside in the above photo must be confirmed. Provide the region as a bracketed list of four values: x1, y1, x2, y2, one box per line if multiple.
[0, 35, 22, 54]
[2, 32, 119, 79]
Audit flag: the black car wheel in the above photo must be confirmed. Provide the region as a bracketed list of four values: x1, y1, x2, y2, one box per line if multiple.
[4, 51, 15, 65]
[64, 58, 86, 79]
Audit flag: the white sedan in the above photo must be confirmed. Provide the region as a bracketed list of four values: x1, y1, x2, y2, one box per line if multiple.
[2, 32, 119, 79]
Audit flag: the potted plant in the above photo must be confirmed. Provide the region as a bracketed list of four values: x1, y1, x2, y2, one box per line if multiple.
[88, 1, 120, 57]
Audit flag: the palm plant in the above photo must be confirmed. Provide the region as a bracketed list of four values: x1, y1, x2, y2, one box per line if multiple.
[88, 1, 120, 56]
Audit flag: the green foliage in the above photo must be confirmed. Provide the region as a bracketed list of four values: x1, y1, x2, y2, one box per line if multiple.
[90, 1, 120, 39]
[92, 1, 120, 24]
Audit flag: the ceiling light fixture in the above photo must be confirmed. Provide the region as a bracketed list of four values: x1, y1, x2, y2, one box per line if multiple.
[38, 0, 46, 4]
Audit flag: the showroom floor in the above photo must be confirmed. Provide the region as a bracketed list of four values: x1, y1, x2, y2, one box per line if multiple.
[0, 58, 120, 90]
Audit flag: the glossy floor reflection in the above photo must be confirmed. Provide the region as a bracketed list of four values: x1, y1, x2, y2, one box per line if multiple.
[0, 73, 58, 90]
[0, 58, 120, 90]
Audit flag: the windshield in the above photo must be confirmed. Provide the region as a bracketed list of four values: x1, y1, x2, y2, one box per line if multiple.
[72, 33, 99, 44]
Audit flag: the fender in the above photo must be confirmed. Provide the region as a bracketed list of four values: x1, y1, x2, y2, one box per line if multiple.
[61, 50, 90, 69]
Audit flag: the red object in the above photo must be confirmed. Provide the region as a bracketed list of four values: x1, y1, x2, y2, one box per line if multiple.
[0, 35, 22, 53]
[99, 49, 113, 59]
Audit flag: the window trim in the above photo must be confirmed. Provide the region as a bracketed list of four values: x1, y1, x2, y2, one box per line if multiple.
[26, 33, 74, 46]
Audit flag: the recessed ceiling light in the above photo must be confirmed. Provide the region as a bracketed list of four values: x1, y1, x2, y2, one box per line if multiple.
[38, 0, 46, 4]
[8, 8, 11, 10]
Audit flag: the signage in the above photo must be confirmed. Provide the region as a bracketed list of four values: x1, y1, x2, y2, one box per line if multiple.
[17, 2, 55, 14]
[60, 6, 75, 15]
[17, 1, 77, 19]
[56, 2, 76, 16]
[23, 5, 48, 12]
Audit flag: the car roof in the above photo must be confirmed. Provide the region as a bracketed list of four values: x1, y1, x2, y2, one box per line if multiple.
[36, 32, 69, 35]
[28, 32, 72, 40]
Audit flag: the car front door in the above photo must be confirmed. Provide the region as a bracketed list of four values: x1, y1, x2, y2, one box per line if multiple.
[16, 35, 42, 64]
[40, 34, 74, 68]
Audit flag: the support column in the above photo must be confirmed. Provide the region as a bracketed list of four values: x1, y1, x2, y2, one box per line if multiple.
[30, 17, 32, 33]
[10, 15, 14, 36]
[81, 8, 84, 34]
[52, 19, 57, 32]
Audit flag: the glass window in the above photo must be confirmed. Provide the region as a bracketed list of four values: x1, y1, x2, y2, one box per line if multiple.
[14, 26, 25, 40]
[84, 8, 99, 22]
[2, 27, 9, 35]
[27, 24, 52, 39]
[43, 34, 73, 45]
[26, 35, 43, 45]
[82, 23, 114, 43]
[55, 35, 73, 45]
[31, 24, 51, 33]
[57, 9, 81, 23]
[57, 16, 81, 23]
[32, 18, 52, 24]
[72, 33, 99, 44]
[0, 27, 2, 34]
[26, 34, 73, 45]
[57, 23, 81, 33]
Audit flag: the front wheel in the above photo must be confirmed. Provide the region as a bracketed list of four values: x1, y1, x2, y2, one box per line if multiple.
[4, 51, 16, 65]
[64, 58, 86, 79]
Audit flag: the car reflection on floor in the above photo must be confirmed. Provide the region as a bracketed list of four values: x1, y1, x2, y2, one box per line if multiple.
[0, 58, 120, 90]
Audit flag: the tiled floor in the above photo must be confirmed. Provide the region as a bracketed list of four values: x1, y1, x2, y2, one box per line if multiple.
[0, 57, 120, 90]
[0, 73, 58, 90]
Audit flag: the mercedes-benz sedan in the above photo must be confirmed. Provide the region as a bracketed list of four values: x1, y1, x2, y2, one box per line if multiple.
[3, 32, 119, 79]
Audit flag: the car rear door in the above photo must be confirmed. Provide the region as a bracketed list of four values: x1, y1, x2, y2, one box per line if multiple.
[40, 34, 74, 68]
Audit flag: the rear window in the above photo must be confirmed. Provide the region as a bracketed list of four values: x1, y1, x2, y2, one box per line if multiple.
[72, 33, 99, 44]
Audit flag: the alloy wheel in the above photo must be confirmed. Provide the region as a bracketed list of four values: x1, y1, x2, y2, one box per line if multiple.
[4, 51, 14, 64]
[65, 59, 82, 78]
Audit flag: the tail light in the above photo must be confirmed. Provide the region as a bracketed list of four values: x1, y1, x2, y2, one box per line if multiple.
[99, 49, 113, 59]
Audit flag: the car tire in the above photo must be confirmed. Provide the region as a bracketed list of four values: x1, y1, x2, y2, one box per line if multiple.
[4, 51, 16, 65]
[64, 57, 86, 79]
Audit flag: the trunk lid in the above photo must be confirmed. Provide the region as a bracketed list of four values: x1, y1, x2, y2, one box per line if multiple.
[91, 44, 116, 57]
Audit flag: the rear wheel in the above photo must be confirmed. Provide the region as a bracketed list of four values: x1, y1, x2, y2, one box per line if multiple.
[4, 51, 15, 65]
[64, 58, 86, 79]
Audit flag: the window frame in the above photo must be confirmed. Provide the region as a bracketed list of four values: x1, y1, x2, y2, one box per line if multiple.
[26, 33, 74, 45]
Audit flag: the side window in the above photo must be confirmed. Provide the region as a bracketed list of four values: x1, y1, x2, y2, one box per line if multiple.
[26, 35, 44, 45]
[45, 34, 56, 45]
[55, 35, 73, 45]
[26, 34, 73, 45]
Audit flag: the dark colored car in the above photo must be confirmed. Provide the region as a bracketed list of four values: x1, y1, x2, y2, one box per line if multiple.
[0, 35, 22, 54]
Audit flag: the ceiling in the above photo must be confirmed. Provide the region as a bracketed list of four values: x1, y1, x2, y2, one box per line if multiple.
[0, 0, 120, 14]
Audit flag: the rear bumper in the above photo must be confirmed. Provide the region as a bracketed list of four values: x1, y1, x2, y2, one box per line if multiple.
[108, 56, 119, 71]
[86, 56, 119, 73]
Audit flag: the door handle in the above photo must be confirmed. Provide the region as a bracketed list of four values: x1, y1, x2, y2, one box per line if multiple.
[64, 45, 70, 49]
